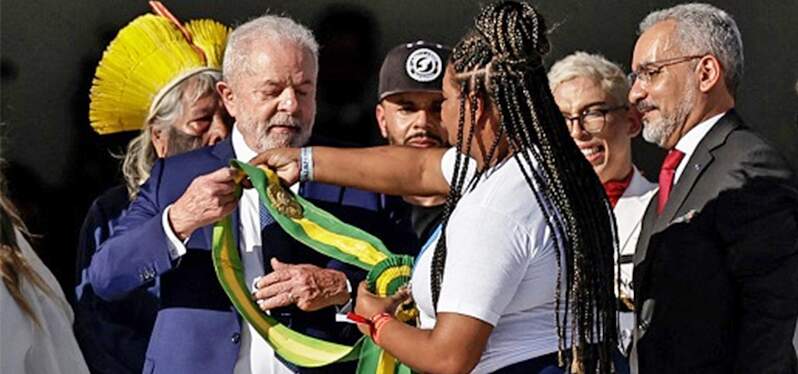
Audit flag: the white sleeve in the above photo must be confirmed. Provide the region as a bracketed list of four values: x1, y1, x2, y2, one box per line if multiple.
[440, 148, 478, 187]
[0, 283, 33, 374]
[161, 205, 188, 259]
[436, 206, 531, 326]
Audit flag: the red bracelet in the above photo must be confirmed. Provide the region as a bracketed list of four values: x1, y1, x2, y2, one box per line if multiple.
[346, 312, 375, 338]
[371, 312, 394, 345]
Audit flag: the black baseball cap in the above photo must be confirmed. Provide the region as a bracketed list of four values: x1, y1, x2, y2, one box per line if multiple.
[378, 41, 451, 101]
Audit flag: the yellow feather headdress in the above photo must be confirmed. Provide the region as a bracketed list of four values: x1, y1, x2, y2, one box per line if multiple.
[89, 2, 230, 134]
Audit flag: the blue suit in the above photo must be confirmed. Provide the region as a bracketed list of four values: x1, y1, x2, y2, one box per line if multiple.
[87, 138, 418, 373]
[75, 185, 158, 374]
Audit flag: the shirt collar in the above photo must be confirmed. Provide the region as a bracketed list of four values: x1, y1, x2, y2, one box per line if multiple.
[232, 124, 257, 163]
[674, 111, 726, 157]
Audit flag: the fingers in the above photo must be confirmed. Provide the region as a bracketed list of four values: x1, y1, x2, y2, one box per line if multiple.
[357, 281, 373, 297]
[257, 291, 294, 311]
[254, 280, 294, 301]
[257, 269, 294, 289]
[207, 167, 238, 183]
[271, 257, 288, 270]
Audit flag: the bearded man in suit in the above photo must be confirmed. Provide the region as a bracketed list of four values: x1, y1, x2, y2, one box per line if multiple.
[627, 3, 798, 373]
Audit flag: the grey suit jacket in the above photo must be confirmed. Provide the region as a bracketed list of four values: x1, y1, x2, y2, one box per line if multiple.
[631, 110, 798, 373]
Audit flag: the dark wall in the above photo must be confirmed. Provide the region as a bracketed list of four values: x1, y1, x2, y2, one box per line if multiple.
[1, 0, 796, 294]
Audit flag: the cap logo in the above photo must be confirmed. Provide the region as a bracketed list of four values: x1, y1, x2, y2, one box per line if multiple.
[405, 48, 442, 82]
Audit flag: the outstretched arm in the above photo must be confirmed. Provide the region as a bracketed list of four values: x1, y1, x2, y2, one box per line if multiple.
[249, 146, 451, 197]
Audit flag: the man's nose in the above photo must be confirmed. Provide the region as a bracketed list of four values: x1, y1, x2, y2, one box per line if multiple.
[205, 112, 229, 146]
[567, 118, 590, 140]
[277, 89, 299, 113]
[628, 78, 646, 107]
[412, 109, 440, 129]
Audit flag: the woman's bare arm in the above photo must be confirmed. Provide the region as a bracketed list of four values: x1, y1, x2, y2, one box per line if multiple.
[249, 146, 451, 196]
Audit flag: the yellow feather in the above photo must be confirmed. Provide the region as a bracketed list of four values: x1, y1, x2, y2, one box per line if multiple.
[89, 14, 230, 134]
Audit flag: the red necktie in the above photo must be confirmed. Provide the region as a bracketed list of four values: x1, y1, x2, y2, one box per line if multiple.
[657, 149, 685, 214]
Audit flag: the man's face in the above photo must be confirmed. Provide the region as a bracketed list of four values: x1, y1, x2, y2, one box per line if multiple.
[376, 91, 447, 148]
[154, 91, 230, 158]
[220, 39, 317, 153]
[629, 20, 698, 149]
[553, 76, 638, 183]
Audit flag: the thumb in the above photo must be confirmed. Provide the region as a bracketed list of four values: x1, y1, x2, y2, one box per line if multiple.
[389, 288, 412, 304]
[270, 257, 288, 270]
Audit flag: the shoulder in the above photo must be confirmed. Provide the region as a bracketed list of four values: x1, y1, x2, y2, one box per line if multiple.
[86, 185, 129, 220]
[717, 125, 794, 180]
[147, 142, 231, 189]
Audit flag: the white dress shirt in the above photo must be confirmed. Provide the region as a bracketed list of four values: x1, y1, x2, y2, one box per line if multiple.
[673, 112, 726, 183]
[161, 125, 294, 374]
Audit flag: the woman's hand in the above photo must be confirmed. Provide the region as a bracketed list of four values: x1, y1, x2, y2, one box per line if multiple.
[248, 148, 301, 185]
[353, 282, 411, 335]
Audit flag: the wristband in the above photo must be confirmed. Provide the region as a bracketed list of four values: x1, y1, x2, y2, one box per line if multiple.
[299, 147, 314, 182]
[371, 312, 394, 345]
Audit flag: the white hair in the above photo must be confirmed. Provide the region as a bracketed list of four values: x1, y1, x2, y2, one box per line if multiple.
[640, 3, 743, 95]
[548, 51, 630, 106]
[222, 14, 319, 83]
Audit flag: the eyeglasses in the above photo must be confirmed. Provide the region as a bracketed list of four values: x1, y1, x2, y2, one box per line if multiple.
[563, 104, 628, 134]
[627, 54, 704, 85]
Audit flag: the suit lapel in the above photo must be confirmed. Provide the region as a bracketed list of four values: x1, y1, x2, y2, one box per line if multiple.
[200, 139, 238, 249]
[635, 112, 741, 265]
[653, 112, 740, 232]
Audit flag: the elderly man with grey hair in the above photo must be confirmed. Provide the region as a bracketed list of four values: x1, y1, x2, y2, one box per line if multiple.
[627, 3, 798, 373]
[86, 13, 414, 374]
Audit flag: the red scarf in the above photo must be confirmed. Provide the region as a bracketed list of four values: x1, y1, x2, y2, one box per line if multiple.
[603, 170, 633, 208]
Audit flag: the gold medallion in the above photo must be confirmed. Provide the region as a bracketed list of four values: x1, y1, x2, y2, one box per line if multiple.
[267, 184, 304, 219]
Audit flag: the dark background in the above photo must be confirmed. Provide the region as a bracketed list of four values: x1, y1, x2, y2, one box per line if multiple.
[1, 0, 796, 299]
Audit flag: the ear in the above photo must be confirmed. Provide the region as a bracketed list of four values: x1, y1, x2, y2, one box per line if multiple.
[696, 55, 723, 93]
[216, 80, 238, 119]
[150, 126, 168, 158]
[375, 103, 389, 139]
[625, 105, 642, 137]
[468, 91, 490, 127]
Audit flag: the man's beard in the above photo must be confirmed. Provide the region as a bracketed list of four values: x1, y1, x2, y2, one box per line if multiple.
[640, 86, 696, 148]
[238, 113, 311, 153]
[165, 126, 204, 157]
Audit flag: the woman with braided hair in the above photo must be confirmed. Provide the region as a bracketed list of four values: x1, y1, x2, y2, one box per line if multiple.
[253, 1, 616, 372]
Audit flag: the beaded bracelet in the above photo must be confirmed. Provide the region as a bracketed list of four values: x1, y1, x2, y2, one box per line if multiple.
[371, 312, 394, 345]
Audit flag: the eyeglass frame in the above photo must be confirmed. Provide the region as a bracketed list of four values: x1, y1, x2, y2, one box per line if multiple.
[562, 104, 629, 134]
[627, 54, 705, 85]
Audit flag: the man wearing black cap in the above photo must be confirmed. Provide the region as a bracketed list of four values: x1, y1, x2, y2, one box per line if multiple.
[376, 41, 450, 243]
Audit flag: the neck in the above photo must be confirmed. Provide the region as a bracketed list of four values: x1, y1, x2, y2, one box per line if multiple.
[669, 93, 734, 149]
[602, 163, 633, 184]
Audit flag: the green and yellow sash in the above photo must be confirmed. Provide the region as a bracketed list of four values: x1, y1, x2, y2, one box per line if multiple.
[211, 160, 415, 374]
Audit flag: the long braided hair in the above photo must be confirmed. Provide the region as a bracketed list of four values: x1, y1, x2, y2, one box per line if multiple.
[429, 1, 617, 371]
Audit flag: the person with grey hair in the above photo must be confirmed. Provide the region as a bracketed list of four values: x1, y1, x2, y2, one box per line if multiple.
[86, 13, 415, 374]
[549, 51, 656, 373]
[75, 9, 231, 373]
[628, 3, 798, 373]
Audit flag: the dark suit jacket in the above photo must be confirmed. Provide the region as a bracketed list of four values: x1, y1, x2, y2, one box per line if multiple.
[75, 185, 157, 374]
[632, 111, 798, 373]
[87, 138, 418, 374]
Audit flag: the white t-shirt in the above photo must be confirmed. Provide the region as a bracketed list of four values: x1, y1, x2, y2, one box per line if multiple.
[411, 148, 562, 373]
